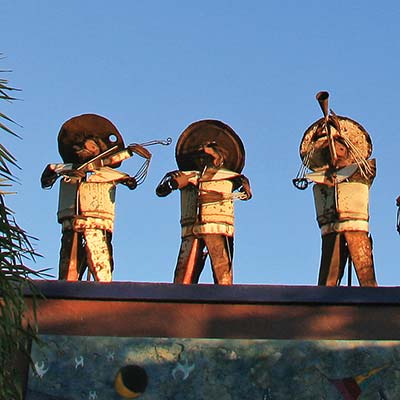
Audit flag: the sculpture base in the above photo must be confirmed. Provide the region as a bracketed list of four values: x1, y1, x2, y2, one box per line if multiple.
[21, 281, 400, 399]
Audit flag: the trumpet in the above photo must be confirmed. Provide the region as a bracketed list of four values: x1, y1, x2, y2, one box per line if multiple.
[315, 91, 339, 168]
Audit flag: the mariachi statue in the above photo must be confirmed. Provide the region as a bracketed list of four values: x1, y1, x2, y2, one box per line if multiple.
[293, 92, 377, 286]
[156, 119, 252, 285]
[41, 113, 169, 282]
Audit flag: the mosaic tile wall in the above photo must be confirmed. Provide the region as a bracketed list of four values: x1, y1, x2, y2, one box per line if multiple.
[27, 335, 400, 399]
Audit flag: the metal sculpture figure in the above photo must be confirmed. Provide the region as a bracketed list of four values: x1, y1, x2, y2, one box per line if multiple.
[156, 120, 252, 285]
[41, 113, 170, 282]
[293, 92, 377, 286]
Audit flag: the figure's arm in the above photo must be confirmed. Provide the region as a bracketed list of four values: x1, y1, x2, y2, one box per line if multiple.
[117, 176, 137, 190]
[81, 144, 152, 172]
[234, 175, 252, 200]
[42, 144, 153, 189]
[40, 163, 81, 189]
[156, 171, 198, 197]
[104, 144, 152, 166]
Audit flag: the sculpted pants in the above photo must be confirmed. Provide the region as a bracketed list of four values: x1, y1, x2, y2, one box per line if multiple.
[59, 230, 83, 280]
[318, 231, 377, 287]
[174, 235, 234, 285]
[59, 228, 114, 282]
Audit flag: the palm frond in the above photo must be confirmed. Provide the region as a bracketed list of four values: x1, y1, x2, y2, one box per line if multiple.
[0, 61, 42, 400]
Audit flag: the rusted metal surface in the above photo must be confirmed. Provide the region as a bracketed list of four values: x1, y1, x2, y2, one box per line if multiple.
[175, 119, 246, 173]
[57, 113, 125, 165]
[299, 116, 372, 172]
[156, 120, 252, 285]
[313, 182, 370, 234]
[317, 231, 376, 286]
[41, 114, 154, 282]
[294, 92, 377, 286]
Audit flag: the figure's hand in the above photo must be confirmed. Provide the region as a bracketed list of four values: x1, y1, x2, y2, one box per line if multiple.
[41, 163, 84, 188]
[155, 171, 198, 197]
[128, 143, 152, 160]
[170, 171, 198, 189]
[156, 172, 177, 197]
[239, 176, 252, 200]
[121, 176, 137, 190]
[41, 164, 58, 189]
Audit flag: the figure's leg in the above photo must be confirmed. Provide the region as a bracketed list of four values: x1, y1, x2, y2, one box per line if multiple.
[203, 235, 233, 285]
[318, 233, 347, 286]
[344, 231, 377, 287]
[174, 236, 206, 284]
[106, 231, 114, 273]
[83, 228, 113, 282]
[79, 232, 113, 280]
[59, 230, 82, 280]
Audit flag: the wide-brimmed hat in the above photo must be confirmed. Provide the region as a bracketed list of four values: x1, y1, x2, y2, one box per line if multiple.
[175, 119, 245, 173]
[58, 114, 125, 164]
[299, 116, 372, 171]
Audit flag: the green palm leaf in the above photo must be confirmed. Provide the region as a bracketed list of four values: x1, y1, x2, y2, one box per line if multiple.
[0, 60, 42, 400]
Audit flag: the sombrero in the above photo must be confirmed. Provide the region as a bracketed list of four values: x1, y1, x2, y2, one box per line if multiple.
[175, 119, 245, 173]
[299, 116, 372, 171]
[58, 114, 125, 164]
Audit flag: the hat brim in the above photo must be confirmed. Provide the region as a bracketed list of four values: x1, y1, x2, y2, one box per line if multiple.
[58, 114, 125, 164]
[299, 116, 372, 171]
[175, 119, 245, 173]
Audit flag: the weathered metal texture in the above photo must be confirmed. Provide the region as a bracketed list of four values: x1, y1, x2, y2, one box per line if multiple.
[175, 235, 204, 284]
[58, 114, 125, 165]
[180, 173, 236, 238]
[300, 116, 372, 171]
[58, 230, 82, 280]
[175, 119, 245, 173]
[174, 235, 233, 284]
[58, 192, 114, 282]
[313, 182, 370, 235]
[49, 115, 141, 283]
[78, 182, 116, 226]
[295, 92, 378, 287]
[318, 231, 376, 287]
[83, 228, 113, 282]
[57, 170, 122, 281]
[199, 175, 235, 225]
[313, 170, 377, 286]
[57, 178, 80, 222]
[157, 120, 251, 285]
[177, 187, 235, 282]
[344, 231, 376, 286]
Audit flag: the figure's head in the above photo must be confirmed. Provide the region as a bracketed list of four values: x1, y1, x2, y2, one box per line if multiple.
[319, 136, 351, 169]
[191, 142, 226, 170]
[71, 137, 106, 163]
[333, 138, 350, 168]
[175, 120, 245, 172]
[58, 114, 125, 164]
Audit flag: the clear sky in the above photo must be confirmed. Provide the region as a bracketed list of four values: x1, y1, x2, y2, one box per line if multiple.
[2, 1, 400, 286]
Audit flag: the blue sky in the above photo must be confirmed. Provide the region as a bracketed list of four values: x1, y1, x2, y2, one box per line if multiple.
[2, 1, 400, 286]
